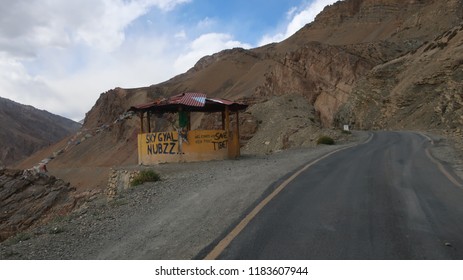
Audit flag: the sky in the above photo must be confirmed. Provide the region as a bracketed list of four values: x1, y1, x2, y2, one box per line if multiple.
[0, 0, 339, 121]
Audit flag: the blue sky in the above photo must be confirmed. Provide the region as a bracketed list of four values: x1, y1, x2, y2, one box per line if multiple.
[0, 0, 338, 121]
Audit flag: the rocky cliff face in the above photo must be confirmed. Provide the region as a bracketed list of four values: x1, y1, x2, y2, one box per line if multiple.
[336, 23, 463, 137]
[0, 169, 79, 242]
[305, 0, 462, 45]
[254, 42, 375, 126]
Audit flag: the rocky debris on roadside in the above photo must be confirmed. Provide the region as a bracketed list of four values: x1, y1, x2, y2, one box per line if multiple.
[106, 169, 141, 198]
[241, 94, 350, 155]
[0, 168, 78, 242]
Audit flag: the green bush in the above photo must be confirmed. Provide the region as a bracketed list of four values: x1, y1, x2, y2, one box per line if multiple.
[131, 170, 161, 186]
[317, 136, 335, 145]
[7, 232, 33, 245]
[49, 226, 65, 235]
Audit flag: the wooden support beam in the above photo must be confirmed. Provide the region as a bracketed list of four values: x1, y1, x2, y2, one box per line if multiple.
[235, 111, 240, 157]
[140, 112, 144, 134]
[147, 111, 151, 133]
[221, 111, 226, 130]
[225, 106, 232, 158]
[224, 106, 230, 134]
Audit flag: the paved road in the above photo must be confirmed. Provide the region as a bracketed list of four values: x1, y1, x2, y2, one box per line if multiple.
[213, 131, 463, 259]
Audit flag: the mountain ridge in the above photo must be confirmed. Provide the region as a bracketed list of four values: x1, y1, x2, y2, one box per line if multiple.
[15, 0, 463, 191]
[0, 96, 81, 167]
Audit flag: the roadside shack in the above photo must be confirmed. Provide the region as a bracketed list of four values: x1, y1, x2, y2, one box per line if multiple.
[128, 93, 248, 165]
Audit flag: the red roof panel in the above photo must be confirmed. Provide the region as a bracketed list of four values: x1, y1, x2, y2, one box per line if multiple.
[129, 92, 247, 113]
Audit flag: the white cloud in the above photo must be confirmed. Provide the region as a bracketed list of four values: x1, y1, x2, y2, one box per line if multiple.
[0, 53, 67, 115]
[286, 7, 299, 19]
[0, 0, 190, 120]
[36, 34, 180, 120]
[0, 0, 190, 55]
[259, 0, 338, 46]
[0, 0, 339, 121]
[197, 17, 216, 29]
[174, 33, 251, 73]
[175, 30, 187, 39]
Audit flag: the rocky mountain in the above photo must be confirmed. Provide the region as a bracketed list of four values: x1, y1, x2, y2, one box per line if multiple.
[0, 97, 81, 167]
[0, 169, 78, 242]
[16, 0, 463, 191]
[337, 23, 463, 133]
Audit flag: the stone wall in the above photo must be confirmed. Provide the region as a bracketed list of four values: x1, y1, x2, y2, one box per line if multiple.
[106, 169, 140, 198]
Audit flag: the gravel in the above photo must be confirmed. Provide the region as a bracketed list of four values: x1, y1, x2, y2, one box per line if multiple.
[426, 132, 463, 182]
[1, 129, 461, 260]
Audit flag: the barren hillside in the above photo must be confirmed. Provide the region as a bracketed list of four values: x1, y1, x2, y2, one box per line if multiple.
[16, 0, 463, 192]
[336, 22, 463, 139]
[0, 97, 81, 167]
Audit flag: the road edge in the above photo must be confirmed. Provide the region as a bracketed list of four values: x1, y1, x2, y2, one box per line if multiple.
[417, 132, 463, 189]
[198, 131, 373, 260]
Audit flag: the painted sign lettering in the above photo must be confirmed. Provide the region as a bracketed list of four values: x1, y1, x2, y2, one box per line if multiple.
[212, 140, 228, 150]
[145, 132, 176, 144]
[145, 132, 178, 155]
[214, 132, 227, 141]
[138, 130, 230, 164]
[147, 142, 177, 155]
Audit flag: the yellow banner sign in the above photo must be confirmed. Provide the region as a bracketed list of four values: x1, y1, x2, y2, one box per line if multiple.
[138, 130, 231, 164]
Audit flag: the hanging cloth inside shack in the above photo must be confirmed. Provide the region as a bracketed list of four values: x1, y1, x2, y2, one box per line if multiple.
[179, 111, 189, 128]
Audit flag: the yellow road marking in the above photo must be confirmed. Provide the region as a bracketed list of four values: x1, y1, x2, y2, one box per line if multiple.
[418, 132, 435, 145]
[425, 148, 463, 189]
[419, 132, 463, 188]
[204, 133, 373, 259]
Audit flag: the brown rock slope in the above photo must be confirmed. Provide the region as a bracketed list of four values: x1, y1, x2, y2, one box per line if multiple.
[0, 97, 81, 167]
[17, 0, 463, 192]
[284, 0, 462, 47]
[336, 23, 463, 134]
[0, 169, 79, 242]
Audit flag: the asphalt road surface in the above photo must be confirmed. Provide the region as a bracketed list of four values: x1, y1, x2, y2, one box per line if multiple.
[212, 131, 463, 259]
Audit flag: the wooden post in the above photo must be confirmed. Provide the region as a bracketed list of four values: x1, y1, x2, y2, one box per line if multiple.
[234, 111, 240, 157]
[221, 111, 226, 130]
[140, 112, 144, 133]
[178, 106, 183, 155]
[147, 111, 151, 133]
[225, 106, 231, 158]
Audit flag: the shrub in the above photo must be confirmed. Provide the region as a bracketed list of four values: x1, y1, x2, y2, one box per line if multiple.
[317, 136, 335, 145]
[7, 232, 33, 245]
[49, 226, 65, 235]
[131, 170, 161, 186]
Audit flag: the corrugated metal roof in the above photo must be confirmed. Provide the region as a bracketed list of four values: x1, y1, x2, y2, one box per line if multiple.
[176, 92, 206, 107]
[129, 92, 248, 113]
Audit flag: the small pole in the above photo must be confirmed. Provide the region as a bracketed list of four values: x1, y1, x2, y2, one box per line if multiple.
[221, 111, 226, 130]
[147, 111, 151, 133]
[225, 106, 231, 158]
[235, 111, 240, 157]
[224, 106, 230, 134]
[140, 112, 144, 133]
